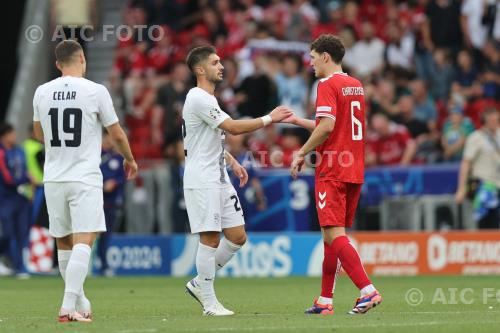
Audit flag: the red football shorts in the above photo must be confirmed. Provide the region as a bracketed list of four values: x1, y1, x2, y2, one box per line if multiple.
[315, 181, 362, 228]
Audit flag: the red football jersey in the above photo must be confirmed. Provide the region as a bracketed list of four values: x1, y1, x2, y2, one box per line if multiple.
[315, 72, 365, 184]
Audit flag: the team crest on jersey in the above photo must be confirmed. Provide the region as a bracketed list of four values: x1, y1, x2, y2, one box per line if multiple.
[209, 107, 221, 120]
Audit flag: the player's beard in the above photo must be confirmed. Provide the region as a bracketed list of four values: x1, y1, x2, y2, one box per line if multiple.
[209, 71, 223, 84]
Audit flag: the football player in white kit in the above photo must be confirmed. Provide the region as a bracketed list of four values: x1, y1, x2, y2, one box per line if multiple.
[182, 46, 292, 316]
[32, 40, 138, 322]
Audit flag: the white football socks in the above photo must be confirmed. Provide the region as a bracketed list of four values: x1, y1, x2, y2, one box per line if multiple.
[318, 296, 333, 305]
[57, 249, 72, 279]
[215, 238, 242, 271]
[194, 238, 242, 283]
[61, 244, 91, 312]
[58, 249, 91, 311]
[196, 243, 217, 307]
[361, 284, 376, 296]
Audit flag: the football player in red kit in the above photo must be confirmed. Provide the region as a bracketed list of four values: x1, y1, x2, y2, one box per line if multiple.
[284, 34, 382, 315]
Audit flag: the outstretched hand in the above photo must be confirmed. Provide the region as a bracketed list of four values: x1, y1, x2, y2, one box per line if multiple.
[281, 113, 298, 125]
[269, 106, 293, 123]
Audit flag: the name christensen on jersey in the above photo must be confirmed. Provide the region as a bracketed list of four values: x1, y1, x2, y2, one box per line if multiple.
[182, 87, 231, 189]
[33, 76, 119, 188]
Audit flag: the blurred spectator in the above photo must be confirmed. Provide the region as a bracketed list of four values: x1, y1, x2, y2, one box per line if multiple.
[105, 69, 128, 123]
[451, 49, 482, 99]
[481, 39, 500, 99]
[410, 80, 438, 128]
[395, 95, 429, 139]
[423, 0, 463, 54]
[274, 54, 308, 118]
[241, 0, 264, 22]
[338, 26, 358, 73]
[385, 22, 415, 70]
[441, 105, 475, 161]
[126, 77, 163, 160]
[198, 7, 228, 46]
[285, 0, 319, 41]
[236, 55, 278, 118]
[147, 27, 184, 75]
[97, 132, 126, 277]
[396, 95, 441, 164]
[341, 0, 362, 38]
[23, 125, 45, 226]
[460, 0, 489, 63]
[455, 107, 500, 228]
[368, 79, 399, 117]
[429, 48, 456, 101]
[486, 0, 500, 41]
[366, 112, 417, 167]
[218, 58, 241, 117]
[349, 22, 385, 79]
[312, 0, 342, 39]
[0, 123, 31, 278]
[156, 62, 192, 149]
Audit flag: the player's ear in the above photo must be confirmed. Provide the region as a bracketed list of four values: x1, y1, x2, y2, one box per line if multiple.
[194, 65, 205, 76]
[322, 52, 329, 63]
[79, 52, 85, 65]
[55, 61, 63, 72]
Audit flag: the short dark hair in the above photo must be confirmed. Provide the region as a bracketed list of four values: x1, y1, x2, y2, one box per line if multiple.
[0, 123, 14, 137]
[186, 46, 216, 72]
[55, 40, 83, 64]
[310, 34, 345, 64]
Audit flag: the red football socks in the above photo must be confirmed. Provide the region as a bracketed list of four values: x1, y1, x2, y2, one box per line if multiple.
[320, 241, 339, 298]
[332, 235, 371, 290]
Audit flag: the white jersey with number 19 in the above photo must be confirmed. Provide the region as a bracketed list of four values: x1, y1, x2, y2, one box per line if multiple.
[33, 76, 119, 188]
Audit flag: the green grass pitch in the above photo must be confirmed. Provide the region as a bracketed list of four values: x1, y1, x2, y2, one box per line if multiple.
[1, 275, 499, 333]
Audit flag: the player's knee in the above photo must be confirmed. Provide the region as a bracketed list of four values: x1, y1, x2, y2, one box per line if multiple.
[204, 239, 221, 248]
[231, 234, 247, 246]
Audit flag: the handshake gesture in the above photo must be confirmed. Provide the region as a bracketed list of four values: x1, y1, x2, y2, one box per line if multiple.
[268, 106, 294, 123]
[266, 106, 317, 179]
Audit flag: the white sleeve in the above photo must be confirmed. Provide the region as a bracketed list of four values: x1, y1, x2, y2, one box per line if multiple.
[461, 0, 471, 15]
[97, 85, 119, 127]
[33, 87, 41, 122]
[194, 98, 230, 129]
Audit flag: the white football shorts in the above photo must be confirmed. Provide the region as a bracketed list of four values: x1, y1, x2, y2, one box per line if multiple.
[45, 182, 106, 238]
[184, 185, 245, 234]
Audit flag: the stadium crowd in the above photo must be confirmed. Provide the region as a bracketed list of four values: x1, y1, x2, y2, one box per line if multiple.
[107, 0, 499, 169]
